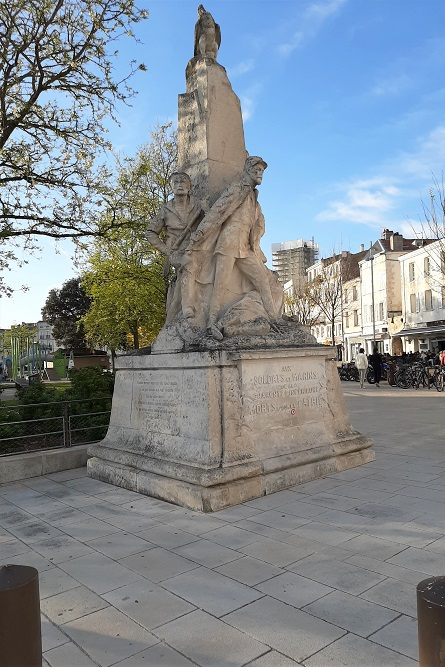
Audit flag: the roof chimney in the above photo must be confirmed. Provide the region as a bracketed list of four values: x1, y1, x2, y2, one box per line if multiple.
[381, 229, 392, 241]
[390, 232, 403, 251]
[360, 244, 364, 252]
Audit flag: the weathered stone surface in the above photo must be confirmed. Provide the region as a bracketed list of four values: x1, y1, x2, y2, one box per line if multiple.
[88, 347, 374, 512]
[178, 57, 247, 209]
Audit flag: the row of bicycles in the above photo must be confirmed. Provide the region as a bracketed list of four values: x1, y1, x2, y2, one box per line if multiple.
[338, 360, 445, 391]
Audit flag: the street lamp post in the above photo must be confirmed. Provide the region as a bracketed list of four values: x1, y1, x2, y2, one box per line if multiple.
[369, 243, 376, 351]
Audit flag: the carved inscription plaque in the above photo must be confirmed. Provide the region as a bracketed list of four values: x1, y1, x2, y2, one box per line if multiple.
[132, 371, 181, 434]
[243, 359, 326, 428]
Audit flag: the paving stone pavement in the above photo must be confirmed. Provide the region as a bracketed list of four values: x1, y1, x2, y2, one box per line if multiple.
[2, 382, 444, 666]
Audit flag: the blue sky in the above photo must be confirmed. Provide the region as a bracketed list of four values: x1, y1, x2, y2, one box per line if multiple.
[3, 0, 445, 327]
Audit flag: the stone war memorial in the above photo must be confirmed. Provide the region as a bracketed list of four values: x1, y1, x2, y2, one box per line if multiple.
[88, 6, 375, 511]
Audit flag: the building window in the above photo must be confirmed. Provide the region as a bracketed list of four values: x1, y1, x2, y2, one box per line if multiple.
[424, 256, 431, 276]
[425, 289, 433, 311]
[410, 293, 416, 313]
[409, 263, 415, 281]
[353, 310, 359, 326]
[378, 302, 384, 320]
[352, 286, 358, 301]
[344, 289, 348, 304]
[345, 312, 349, 328]
[442, 287, 445, 308]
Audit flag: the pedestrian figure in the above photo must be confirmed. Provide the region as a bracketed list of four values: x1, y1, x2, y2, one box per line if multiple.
[369, 346, 383, 387]
[355, 347, 368, 388]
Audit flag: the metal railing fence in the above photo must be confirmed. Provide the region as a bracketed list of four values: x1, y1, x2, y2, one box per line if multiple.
[0, 397, 112, 456]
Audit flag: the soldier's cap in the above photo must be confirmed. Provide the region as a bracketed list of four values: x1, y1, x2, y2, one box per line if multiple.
[170, 171, 191, 183]
[245, 156, 268, 171]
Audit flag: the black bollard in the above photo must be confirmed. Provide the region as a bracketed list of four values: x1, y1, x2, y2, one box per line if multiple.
[0, 564, 42, 666]
[417, 576, 445, 667]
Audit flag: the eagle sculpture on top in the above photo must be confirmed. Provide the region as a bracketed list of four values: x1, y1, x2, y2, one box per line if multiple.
[194, 5, 221, 60]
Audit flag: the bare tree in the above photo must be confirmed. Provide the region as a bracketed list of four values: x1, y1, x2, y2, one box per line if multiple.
[307, 253, 356, 346]
[0, 0, 148, 292]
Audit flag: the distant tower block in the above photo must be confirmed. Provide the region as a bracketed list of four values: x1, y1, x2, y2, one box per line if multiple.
[272, 239, 319, 289]
[178, 57, 248, 209]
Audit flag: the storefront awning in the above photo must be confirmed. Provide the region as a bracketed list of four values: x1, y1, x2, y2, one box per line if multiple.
[398, 325, 445, 338]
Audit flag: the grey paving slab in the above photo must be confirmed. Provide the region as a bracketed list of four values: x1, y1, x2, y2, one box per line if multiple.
[338, 533, 408, 560]
[59, 516, 121, 540]
[361, 520, 443, 548]
[58, 551, 142, 594]
[31, 534, 94, 564]
[298, 491, 368, 511]
[210, 504, 263, 522]
[44, 641, 99, 666]
[290, 521, 359, 546]
[31, 506, 88, 526]
[245, 489, 304, 509]
[162, 565, 263, 617]
[360, 577, 418, 618]
[5, 518, 65, 544]
[369, 614, 418, 661]
[238, 509, 310, 532]
[233, 518, 294, 541]
[240, 536, 313, 567]
[350, 501, 427, 523]
[136, 524, 200, 549]
[198, 523, 265, 549]
[273, 499, 328, 519]
[120, 547, 199, 583]
[38, 567, 82, 599]
[162, 509, 229, 535]
[87, 531, 153, 559]
[304, 632, 417, 666]
[155, 609, 267, 667]
[345, 553, 428, 585]
[247, 651, 302, 666]
[94, 488, 146, 505]
[114, 643, 195, 666]
[46, 468, 88, 482]
[0, 536, 30, 559]
[98, 510, 161, 533]
[63, 607, 158, 667]
[103, 579, 195, 630]
[255, 571, 333, 608]
[387, 545, 445, 575]
[173, 538, 243, 568]
[287, 553, 386, 595]
[215, 556, 285, 586]
[41, 585, 109, 624]
[312, 508, 374, 530]
[303, 589, 399, 637]
[224, 596, 345, 663]
[323, 483, 394, 503]
[41, 615, 70, 652]
[63, 476, 115, 494]
[6, 548, 57, 572]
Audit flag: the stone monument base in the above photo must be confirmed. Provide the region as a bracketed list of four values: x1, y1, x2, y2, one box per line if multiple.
[88, 347, 374, 512]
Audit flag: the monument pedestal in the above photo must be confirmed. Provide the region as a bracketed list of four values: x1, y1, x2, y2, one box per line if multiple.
[88, 347, 374, 512]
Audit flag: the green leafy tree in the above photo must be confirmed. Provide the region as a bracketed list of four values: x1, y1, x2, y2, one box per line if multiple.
[41, 277, 91, 350]
[0, 0, 148, 292]
[80, 124, 177, 350]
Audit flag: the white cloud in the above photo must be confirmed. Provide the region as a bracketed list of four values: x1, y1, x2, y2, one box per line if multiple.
[278, 0, 348, 57]
[317, 182, 400, 226]
[240, 83, 263, 122]
[371, 73, 413, 98]
[316, 125, 445, 228]
[227, 59, 255, 78]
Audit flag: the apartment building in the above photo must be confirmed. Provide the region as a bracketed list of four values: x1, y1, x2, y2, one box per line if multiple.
[398, 240, 445, 352]
[308, 230, 435, 360]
